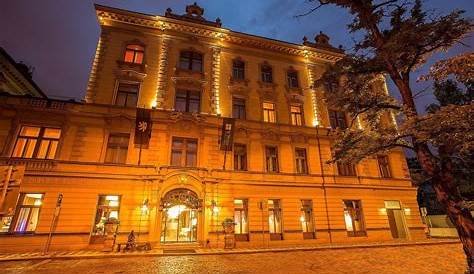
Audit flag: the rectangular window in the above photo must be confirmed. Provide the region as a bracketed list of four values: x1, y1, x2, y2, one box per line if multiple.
[12, 193, 44, 233]
[115, 83, 139, 108]
[179, 51, 203, 72]
[92, 195, 121, 236]
[377, 155, 392, 178]
[295, 148, 308, 174]
[124, 44, 144, 64]
[105, 134, 129, 164]
[268, 199, 282, 240]
[300, 200, 315, 239]
[175, 90, 200, 113]
[343, 200, 366, 237]
[290, 105, 303, 126]
[337, 162, 357, 176]
[233, 143, 247, 171]
[261, 65, 273, 83]
[263, 102, 276, 123]
[287, 71, 299, 88]
[232, 98, 246, 119]
[171, 137, 198, 167]
[234, 199, 249, 241]
[265, 146, 279, 173]
[12, 126, 61, 159]
[329, 110, 348, 129]
[232, 60, 245, 80]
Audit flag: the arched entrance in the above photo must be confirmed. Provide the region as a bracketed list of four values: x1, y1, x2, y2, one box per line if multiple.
[160, 188, 201, 243]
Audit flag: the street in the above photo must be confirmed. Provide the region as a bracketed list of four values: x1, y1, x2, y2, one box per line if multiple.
[0, 243, 466, 274]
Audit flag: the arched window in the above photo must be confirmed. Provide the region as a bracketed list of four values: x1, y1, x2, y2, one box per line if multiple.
[179, 51, 203, 72]
[124, 44, 144, 64]
[232, 59, 245, 80]
[261, 64, 273, 83]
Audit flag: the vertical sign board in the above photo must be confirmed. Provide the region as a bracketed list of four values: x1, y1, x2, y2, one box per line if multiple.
[219, 118, 235, 151]
[134, 108, 153, 146]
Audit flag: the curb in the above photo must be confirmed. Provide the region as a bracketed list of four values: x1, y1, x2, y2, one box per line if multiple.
[0, 240, 460, 262]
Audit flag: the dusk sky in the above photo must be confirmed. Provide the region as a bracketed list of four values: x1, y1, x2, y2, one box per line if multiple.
[1, 0, 472, 112]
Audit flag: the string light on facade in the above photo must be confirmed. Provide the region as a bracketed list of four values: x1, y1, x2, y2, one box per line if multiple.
[154, 36, 170, 109]
[306, 64, 320, 127]
[210, 46, 221, 115]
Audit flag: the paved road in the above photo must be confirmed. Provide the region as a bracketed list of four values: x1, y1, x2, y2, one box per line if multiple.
[0, 243, 466, 274]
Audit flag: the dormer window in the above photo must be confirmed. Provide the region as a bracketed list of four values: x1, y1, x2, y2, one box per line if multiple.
[287, 70, 299, 88]
[179, 51, 203, 72]
[261, 65, 273, 83]
[124, 44, 144, 64]
[232, 59, 245, 80]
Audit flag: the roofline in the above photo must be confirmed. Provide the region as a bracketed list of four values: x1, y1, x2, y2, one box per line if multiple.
[0, 47, 48, 98]
[93, 3, 345, 57]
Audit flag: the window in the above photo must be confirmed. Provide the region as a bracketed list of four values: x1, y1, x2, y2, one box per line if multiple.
[12, 193, 44, 233]
[295, 148, 308, 174]
[261, 65, 273, 83]
[268, 199, 282, 240]
[343, 200, 366, 236]
[378, 155, 392, 178]
[287, 70, 299, 88]
[329, 110, 348, 129]
[12, 126, 61, 159]
[179, 51, 203, 72]
[105, 134, 129, 164]
[265, 146, 279, 173]
[300, 200, 315, 239]
[115, 83, 139, 108]
[171, 137, 198, 167]
[232, 60, 245, 80]
[263, 102, 276, 123]
[234, 199, 249, 241]
[175, 90, 200, 113]
[124, 44, 144, 64]
[232, 98, 246, 119]
[290, 105, 303, 126]
[92, 195, 121, 236]
[337, 162, 356, 176]
[233, 143, 247, 171]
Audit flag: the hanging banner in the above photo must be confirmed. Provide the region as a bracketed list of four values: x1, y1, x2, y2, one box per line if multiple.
[134, 108, 153, 146]
[220, 118, 235, 151]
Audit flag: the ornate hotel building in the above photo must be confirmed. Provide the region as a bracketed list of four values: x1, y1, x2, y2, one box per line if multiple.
[0, 3, 425, 252]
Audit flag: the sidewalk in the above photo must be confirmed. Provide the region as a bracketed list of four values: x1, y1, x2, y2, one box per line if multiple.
[0, 239, 460, 262]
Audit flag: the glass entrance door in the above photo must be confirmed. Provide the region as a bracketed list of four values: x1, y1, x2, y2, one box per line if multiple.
[160, 188, 201, 243]
[161, 205, 197, 243]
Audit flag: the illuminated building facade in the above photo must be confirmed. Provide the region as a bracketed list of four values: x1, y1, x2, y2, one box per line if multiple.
[0, 3, 425, 252]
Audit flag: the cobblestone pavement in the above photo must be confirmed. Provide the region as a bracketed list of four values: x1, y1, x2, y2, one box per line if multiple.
[0, 243, 466, 274]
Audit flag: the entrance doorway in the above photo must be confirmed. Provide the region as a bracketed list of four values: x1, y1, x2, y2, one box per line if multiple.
[385, 200, 409, 239]
[160, 188, 200, 243]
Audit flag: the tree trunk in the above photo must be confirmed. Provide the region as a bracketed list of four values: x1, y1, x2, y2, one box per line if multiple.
[391, 75, 474, 273]
[431, 146, 474, 273]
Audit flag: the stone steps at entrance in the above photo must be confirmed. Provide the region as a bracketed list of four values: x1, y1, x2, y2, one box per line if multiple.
[161, 242, 201, 253]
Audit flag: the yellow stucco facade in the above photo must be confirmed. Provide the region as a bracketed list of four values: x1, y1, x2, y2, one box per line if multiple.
[0, 3, 425, 252]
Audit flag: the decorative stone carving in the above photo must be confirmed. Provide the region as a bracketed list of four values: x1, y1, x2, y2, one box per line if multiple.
[164, 2, 222, 27]
[303, 31, 344, 53]
[261, 129, 279, 141]
[168, 111, 206, 124]
[290, 134, 308, 144]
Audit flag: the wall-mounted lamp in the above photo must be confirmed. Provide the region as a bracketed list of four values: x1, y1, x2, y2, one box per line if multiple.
[211, 200, 220, 215]
[141, 198, 149, 214]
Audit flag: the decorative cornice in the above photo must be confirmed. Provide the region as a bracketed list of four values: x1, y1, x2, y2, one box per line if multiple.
[94, 4, 344, 63]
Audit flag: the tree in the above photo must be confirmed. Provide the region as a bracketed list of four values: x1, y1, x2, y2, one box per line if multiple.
[310, 0, 473, 272]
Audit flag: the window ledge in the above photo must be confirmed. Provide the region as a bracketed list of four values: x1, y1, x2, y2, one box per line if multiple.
[116, 60, 146, 73]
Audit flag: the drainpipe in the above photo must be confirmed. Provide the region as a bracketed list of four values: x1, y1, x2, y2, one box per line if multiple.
[316, 125, 332, 244]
